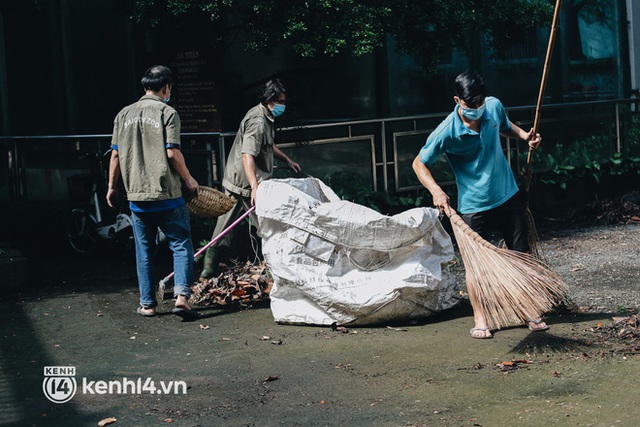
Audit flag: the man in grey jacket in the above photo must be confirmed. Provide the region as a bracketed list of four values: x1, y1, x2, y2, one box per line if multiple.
[107, 65, 200, 319]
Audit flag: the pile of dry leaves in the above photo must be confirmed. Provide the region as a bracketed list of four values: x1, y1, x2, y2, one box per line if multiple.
[590, 312, 640, 354]
[190, 260, 273, 307]
[568, 191, 640, 225]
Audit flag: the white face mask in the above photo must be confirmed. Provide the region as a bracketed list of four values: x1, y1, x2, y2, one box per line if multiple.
[458, 100, 485, 120]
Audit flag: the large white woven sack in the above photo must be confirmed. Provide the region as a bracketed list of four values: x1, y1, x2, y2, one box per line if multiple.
[255, 177, 461, 326]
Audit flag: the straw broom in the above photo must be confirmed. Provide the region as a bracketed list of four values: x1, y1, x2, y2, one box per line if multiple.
[447, 207, 566, 330]
[523, 0, 563, 258]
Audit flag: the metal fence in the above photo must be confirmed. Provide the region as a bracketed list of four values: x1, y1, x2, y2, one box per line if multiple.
[1, 98, 638, 208]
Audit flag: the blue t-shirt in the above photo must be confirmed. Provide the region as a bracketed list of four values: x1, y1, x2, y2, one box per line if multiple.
[418, 96, 518, 214]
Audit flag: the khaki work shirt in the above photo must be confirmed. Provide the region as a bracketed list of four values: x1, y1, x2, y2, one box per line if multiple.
[111, 94, 183, 202]
[222, 104, 275, 197]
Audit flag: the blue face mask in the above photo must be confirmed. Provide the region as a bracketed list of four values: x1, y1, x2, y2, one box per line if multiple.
[163, 94, 171, 103]
[459, 101, 485, 120]
[271, 103, 286, 117]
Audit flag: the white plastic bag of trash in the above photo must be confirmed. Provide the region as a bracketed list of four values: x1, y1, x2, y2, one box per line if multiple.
[255, 177, 461, 326]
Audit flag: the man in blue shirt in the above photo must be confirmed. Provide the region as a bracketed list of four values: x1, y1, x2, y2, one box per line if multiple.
[413, 71, 545, 339]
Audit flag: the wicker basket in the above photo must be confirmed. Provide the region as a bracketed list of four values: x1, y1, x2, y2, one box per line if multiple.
[186, 186, 236, 218]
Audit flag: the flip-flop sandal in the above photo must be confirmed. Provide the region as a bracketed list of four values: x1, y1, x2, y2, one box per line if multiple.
[470, 327, 493, 339]
[172, 307, 199, 320]
[527, 318, 549, 332]
[136, 307, 157, 317]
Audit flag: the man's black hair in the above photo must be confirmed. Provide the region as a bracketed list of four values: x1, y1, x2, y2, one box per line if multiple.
[141, 65, 174, 92]
[260, 78, 286, 104]
[454, 71, 486, 106]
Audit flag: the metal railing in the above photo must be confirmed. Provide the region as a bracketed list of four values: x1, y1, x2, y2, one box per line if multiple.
[0, 132, 225, 207]
[1, 98, 638, 208]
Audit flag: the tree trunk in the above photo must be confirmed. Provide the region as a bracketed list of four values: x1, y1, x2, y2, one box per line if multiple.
[60, 0, 78, 133]
[0, 10, 10, 135]
[47, 0, 65, 133]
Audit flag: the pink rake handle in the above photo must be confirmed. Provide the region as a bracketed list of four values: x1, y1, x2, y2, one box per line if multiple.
[160, 205, 256, 285]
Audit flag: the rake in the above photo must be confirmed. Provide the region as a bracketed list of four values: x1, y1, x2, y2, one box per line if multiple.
[157, 205, 256, 301]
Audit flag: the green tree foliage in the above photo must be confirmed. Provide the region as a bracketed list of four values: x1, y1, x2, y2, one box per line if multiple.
[125, 0, 554, 65]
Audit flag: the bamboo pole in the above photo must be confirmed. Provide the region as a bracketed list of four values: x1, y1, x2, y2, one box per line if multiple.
[524, 0, 563, 257]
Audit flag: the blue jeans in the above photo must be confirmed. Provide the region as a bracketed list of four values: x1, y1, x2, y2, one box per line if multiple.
[131, 206, 194, 308]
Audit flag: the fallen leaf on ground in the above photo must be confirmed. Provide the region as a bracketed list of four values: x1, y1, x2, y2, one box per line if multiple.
[98, 417, 117, 427]
[330, 324, 350, 333]
[496, 359, 531, 373]
[198, 324, 210, 330]
[612, 317, 630, 324]
[263, 375, 279, 383]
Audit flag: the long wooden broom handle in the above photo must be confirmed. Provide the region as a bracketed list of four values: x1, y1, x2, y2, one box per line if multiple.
[524, 0, 562, 192]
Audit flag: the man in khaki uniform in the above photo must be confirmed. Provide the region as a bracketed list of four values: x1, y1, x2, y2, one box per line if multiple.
[107, 65, 200, 319]
[200, 78, 301, 279]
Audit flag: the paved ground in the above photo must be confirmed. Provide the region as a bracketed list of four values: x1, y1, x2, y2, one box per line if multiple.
[1, 221, 639, 427]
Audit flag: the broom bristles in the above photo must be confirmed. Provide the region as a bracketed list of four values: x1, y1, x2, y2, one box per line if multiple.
[525, 205, 541, 260]
[448, 210, 566, 330]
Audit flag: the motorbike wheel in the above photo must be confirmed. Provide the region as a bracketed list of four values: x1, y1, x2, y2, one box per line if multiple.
[67, 209, 99, 253]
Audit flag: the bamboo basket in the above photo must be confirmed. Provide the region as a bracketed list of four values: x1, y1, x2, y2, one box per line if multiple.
[186, 186, 236, 218]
